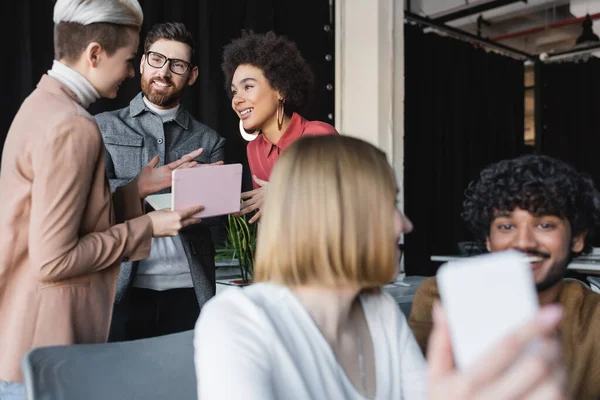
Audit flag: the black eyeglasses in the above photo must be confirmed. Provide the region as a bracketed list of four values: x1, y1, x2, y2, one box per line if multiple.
[145, 51, 192, 75]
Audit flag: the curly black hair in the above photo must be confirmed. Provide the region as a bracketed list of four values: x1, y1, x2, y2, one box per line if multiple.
[221, 31, 314, 115]
[463, 154, 600, 255]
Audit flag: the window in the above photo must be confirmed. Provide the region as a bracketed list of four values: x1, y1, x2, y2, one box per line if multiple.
[524, 66, 535, 147]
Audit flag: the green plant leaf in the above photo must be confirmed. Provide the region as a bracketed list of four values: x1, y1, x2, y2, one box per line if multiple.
[226, 213, 256, 283]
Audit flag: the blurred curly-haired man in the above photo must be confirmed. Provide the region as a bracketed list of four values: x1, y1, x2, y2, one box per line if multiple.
[409, 154, 600, 400]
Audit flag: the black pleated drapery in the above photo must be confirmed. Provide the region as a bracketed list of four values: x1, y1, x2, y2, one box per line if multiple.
[539, 57, 600, 194]
[404, 24, 526, 276]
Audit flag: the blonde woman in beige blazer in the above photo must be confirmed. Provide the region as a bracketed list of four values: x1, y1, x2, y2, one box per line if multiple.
[0, 0, 204, 392]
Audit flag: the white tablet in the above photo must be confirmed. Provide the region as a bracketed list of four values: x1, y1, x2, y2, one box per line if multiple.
[145, 163, 243, 218]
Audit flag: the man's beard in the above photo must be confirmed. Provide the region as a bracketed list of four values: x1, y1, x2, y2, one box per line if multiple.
[535, 255, 569, 292]
[141, 76, 186, 108]
[515, 248, 567, 292]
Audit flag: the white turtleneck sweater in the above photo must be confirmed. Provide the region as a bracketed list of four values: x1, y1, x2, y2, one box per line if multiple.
[142, 96, 180, 122]
[47, 60, 100, 108]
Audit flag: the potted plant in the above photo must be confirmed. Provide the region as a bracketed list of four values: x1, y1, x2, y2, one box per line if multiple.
[226, 213, 257, 284]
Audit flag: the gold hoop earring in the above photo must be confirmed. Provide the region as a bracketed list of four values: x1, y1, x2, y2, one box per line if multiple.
[277, 99, 285, 130]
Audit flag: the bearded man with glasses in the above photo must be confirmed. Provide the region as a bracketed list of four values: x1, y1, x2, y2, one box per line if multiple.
[96, 22, 225, 342]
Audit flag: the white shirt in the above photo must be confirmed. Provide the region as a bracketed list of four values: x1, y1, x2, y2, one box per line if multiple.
[133, 96, 191, 291]
[133, 236, 193, 290]
[194, 283, 427, 400]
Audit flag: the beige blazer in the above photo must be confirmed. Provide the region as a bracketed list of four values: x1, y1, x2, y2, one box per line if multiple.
[0, 75, 153, 382]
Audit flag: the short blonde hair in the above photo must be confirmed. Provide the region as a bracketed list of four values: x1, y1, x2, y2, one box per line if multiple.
[53, 0, 143, 27]
[254, 135, 398, 288]
[53, 0, 143, 62]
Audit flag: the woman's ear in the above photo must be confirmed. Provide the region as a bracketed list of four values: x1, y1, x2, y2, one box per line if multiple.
[84, 42, 103, 68]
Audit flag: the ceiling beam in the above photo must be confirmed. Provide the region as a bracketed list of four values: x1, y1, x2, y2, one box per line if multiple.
[541, 42, 600, 62]
[433, 0, 527, 24]
[492, 12, 600, 41]
[405, 11, 534, 60]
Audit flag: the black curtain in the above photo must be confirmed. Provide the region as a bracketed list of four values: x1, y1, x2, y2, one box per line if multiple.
[0, 0, 335, 189]
[540, 58, 600, 218]
[404, 24, 526, 276]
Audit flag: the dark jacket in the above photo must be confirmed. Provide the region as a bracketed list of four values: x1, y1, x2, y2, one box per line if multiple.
[95, 93, 226, 306]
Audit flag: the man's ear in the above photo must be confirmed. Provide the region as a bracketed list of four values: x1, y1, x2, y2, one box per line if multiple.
[187, 66, 199, 86]
[571, 232, 586, 253]
[140, 54, 146, 74]
[84, 42, 103, 68]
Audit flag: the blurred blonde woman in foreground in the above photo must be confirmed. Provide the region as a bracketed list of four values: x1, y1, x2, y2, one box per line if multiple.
[195, 135, 565, 400]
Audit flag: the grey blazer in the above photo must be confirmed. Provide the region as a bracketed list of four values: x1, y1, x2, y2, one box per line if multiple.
[95, 93, 226, 307]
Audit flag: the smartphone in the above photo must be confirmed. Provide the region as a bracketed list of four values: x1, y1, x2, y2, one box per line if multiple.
[436, 250, 539, 370]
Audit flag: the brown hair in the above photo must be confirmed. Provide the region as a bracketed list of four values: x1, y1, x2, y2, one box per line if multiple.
[144, 22, 195, 63]
[254, 135, 398, 289]
[54, 22, 136, 62]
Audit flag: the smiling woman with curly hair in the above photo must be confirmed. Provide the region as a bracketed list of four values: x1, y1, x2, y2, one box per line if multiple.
[222, 31, 338, 223]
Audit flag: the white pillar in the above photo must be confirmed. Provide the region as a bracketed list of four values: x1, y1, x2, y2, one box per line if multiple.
[335, 0, 405, 209]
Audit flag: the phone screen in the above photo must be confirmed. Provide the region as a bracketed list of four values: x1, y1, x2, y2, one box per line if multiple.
[437, 250, 539, 369]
